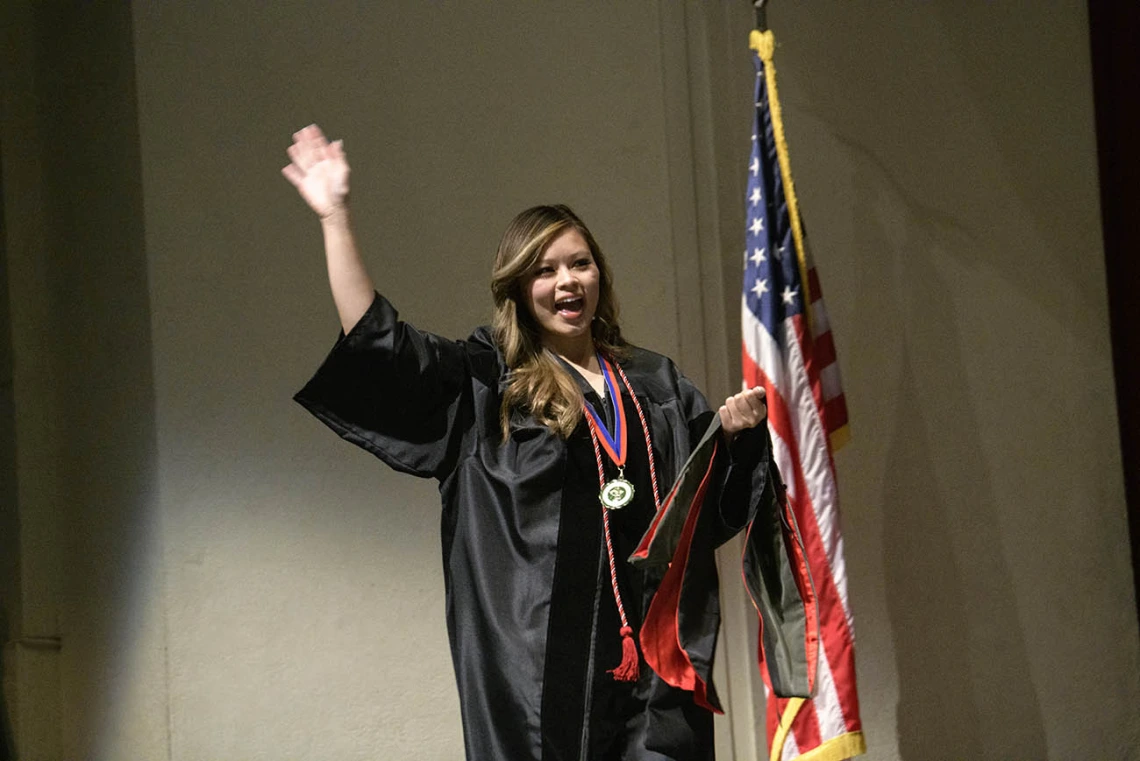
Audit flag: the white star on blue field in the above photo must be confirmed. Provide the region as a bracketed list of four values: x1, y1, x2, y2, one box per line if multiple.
[743, 49, 804, 346]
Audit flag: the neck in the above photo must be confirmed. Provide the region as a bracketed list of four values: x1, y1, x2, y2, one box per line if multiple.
[544, 334, 596, 370]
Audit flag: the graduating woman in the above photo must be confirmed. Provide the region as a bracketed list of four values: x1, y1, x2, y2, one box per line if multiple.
[284, 125, 781, 761]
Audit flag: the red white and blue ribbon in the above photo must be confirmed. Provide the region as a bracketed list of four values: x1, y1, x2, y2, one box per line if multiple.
[582, 354, 628, 467]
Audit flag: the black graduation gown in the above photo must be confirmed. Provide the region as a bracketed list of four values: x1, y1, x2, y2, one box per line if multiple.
[294, 293, 780, 761]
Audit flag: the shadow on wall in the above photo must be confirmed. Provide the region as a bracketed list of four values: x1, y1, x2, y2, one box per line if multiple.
[25, 2, 162, 757]
[883, 362, 986, 759]
[852, 170, 1048, 761]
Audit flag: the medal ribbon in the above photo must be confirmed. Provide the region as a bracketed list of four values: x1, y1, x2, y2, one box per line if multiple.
[579, 353, 665, 683]
[582, 354, 628, 469]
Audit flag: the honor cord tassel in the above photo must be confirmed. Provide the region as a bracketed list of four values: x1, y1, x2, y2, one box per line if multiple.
[611, 626, 640, 682]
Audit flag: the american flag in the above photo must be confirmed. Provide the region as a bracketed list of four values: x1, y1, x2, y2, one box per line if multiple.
[742, 31, 864, 761]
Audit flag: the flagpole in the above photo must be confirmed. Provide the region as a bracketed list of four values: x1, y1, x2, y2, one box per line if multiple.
[753, 0, 768, 33]
[743, 5, 864, 758]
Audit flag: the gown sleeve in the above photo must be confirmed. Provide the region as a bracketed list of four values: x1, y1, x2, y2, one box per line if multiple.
[294, 292, 474, 481]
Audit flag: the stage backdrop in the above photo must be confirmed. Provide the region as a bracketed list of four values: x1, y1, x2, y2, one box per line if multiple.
[1, 2, 1137, 760]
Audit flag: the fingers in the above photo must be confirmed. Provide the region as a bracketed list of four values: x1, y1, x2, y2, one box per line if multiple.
[292, 123, 328, 149]
[281, 163, 304, 188]
[286, 124, 330, 173]
[718, 385, 768, 436]
[717, 404, 734, 433]
[282, 125, 351, 215]
[738, 386, 767, 417]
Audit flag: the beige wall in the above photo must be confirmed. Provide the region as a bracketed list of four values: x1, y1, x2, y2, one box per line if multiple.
[129, 2, 747, 759]
[2, 1, 1138, 760]
[770, 2, 1140, 759]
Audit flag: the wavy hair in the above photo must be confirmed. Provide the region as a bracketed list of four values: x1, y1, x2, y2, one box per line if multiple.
[491, 205, 626, 440]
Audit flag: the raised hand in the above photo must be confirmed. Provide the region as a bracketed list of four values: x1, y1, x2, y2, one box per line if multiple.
[718, 385, 768, 438]
[282, 124, 350, 219]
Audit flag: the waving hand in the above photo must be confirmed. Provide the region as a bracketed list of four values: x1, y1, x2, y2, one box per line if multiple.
[282, 124, 350, 219]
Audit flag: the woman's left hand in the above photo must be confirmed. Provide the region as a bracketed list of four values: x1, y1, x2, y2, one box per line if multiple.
[718, 385, 768, 438]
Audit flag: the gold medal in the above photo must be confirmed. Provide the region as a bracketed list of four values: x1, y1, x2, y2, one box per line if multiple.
[600, 477, 635, 509]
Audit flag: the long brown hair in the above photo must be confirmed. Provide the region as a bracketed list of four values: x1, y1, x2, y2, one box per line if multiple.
[491, 205, 625, 440]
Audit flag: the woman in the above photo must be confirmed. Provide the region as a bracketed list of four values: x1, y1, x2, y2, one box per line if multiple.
[285, 124, 773, 760]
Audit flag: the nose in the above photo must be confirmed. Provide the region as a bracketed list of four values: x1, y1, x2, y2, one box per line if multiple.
[556, 265, 578, 289]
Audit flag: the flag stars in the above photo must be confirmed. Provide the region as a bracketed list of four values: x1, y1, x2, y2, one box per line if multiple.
[750, 247, 766, 266]
[775, 244, 786, 260]
[751, 278, 769, 299]
[749, 187, 762, 207]
[750, 216, 764, 235]
[749, 157, 760, 176]
[781, 285, 798, 306]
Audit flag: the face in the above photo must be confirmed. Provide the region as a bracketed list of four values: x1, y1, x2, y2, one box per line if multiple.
[522, 228, 600, 356]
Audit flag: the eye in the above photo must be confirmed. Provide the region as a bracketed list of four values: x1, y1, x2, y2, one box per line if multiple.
[534, 265, 555, 277]
[574, 258, 592, 269]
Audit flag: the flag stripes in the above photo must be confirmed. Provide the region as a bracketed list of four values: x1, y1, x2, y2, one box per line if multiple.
[743, 28, 864, 761]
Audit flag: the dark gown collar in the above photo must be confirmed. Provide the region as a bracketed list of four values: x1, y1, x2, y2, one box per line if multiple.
[554, 353, 615, 431]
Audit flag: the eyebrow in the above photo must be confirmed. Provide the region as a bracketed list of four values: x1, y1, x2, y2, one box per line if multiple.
[538, 250, 592, 263]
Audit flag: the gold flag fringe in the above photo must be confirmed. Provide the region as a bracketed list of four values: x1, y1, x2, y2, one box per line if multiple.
[749, 29, 814, 335]
[751, 29, 866, 761]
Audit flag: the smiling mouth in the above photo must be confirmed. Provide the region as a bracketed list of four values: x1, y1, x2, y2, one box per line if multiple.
[555, 297, 585, 317]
